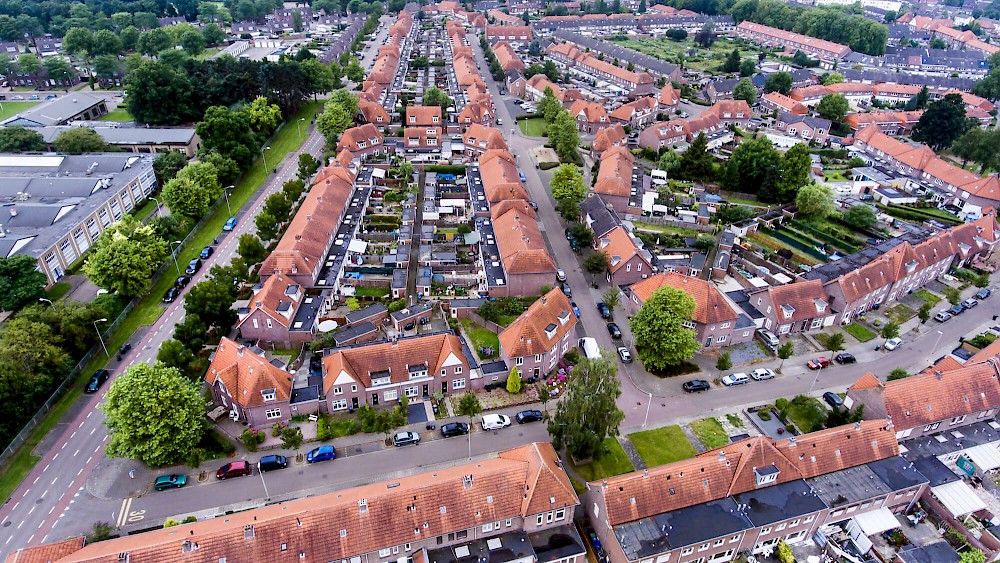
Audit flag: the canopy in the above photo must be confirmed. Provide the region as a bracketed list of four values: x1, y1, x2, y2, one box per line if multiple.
[933, 480, 987, 518]
[851, 507, 900, 536]
[348, 240, 368, 254]
[965, 444, 1000, 472]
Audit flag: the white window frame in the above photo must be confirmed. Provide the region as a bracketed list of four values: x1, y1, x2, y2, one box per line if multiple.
[265, 408, 281, 420]
[452, 378, 466, 390]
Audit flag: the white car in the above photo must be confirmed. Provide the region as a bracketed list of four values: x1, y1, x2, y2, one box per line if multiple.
[721, 373, 750, 386]
[750, 368, 775, 381]
[617, 347, 632, 363]
[481, 414, 512, 430]
[556, 269, 567, 282]
[884, 337, 903, 351]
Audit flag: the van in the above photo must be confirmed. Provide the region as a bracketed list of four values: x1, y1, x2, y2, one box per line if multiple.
[578, 337, 601, 360]
[481, 414, 512, 430]
[757, 329, 779, 347]
[258, 455, 287, 472]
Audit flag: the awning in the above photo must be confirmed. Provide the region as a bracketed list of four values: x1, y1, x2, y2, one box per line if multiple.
[347, 240, 368, 253]
[932, 480, 987, 518]
[851, 507, 900, 536]
[965, 443, 1000, 472]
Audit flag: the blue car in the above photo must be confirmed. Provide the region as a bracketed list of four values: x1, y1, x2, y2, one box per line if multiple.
[570, 301, 580, 318]
[306, 445, 336, 463]
[223, 217, 238, 231]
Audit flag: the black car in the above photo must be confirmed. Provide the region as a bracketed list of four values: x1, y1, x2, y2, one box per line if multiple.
[440, 422, 470, 437]
[258, 455, 288, 472]
[185, 258, 202, 275]
[162, 287, 180, 303]
[562, 283, 572, 297]
[834, 353, 856, 364]
[200, 246, 214, 259]
[683, 379, 711, 393]
[597, 302, 612, 319]
[403, 322, 415, 331]
[84, 369, 110, 393]
[949, 303, 965, 316]
[823, 392, 844, 409]
[116, 342, 132, 361]
[175, 275, 191, 288]
[516, 410, 544, 424]
[607, 322, 622, 339]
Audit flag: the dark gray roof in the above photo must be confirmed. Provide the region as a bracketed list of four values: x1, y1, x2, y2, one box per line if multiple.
[807, 463, 894, 508]
[551, 30, 680, 78]
[652, 498, 752, 551]
[733, 479, 827, 527]
[427, 530, 534, 563]
[346, 302, 387, 324]
[1, 93, 106, 126]
[727, 289, 765, 320]
[840, 69, 978, 91]
[778, 112, 831, 131]
[529, 524, 585, 563]
[390, 301, 434, 321]
[866, 456, 928, 491]
[480, 360, 509, 376]
[581, 195, 621, 238]
[904, 456, 960, 487]
[332, 321, 378, 345]
[37, 125, 197, 145]
[710, 75, 766, 95]
[448, 298, 486, 310]
[897, 542, 961, 563]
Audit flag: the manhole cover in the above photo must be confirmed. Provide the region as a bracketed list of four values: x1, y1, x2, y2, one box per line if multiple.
[35, 498, 43, 504]
[3, 521, 10, 527]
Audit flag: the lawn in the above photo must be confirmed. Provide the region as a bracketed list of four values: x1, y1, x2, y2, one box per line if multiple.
[844, 322, 876, 342]
[45, 282, 72, 301]
[628, 425, 697, 467]
[726, 413, 744, 428]
[129, 198, 159, 221]
[0, 102, 323, 503]
[782, 395, 828, 433]
[518, 117, 546, 137]
[612, 36, 767, 74]
[462, 319, 500, 358]
[633, 222, 703, 239]
[0, 101, 39, 120]
[690, 418, 728, 450]
[569, 437, 635, 482]
[355, 287, 389, 298]
[886, 303, 916, 325]
[99, 110, 132, 121]
[725, 196, 768, 208]
[914, 289, 942, 306]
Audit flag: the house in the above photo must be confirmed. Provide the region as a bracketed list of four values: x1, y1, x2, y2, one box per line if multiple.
[873, 83, 924, 105]
[609, 96, 659, 129]
[546, 41, 655, 91]
[479, 149, 530, 203]
[506, 69, 527, 98]
[846, 361, 1000, 440]
[736, 20, 852, 63]
[775, 113, 831, 145]
[204, 338, 295, 427]
[703, 99, 752, 128]
[761, 92, 808, 115]
[457, 100, 494, 128]
[637, 120, 689, 150]
[748, 279, 836, 334]
[594, 147, 636, 214]
[591, 123, 628, 157]
[568, 99, 610, 134]
[594, 225, 655, 286]
[490, 203, 558, 296]
[12, 443, 584, 563]
[658, 83, 681, 111]
[524, 74, 583, 104]
[623, 272, 752, 348]
[638, 113, 732, 151]
[404, 127, 443, 150]
[235, 275, 312, 347]
[825, 81, 875, 105]
[498, 288, 577, 378]
[843, 110, 922, 136]
[406, 105, 443, 127]
[580, 195, 623, 240]
[704, 75, 766, 103]
[358, 99, 391, 126]
[788, 84, 832, 107]
[336, 123, 385, 159]
[463, 123, 507, 158]
[492, 40, 524, 72]
[485, 25, 532, 46]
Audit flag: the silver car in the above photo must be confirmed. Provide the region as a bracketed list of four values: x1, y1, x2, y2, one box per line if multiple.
[750, 368, 775, 381]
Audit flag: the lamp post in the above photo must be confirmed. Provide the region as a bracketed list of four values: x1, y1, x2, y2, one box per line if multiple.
[223, 185, 234, 217]
[261, 145, 272, 173]
[643, 392, 652, 428]
[296, 117, 305, 138]
[808, 362, 824, 395]
[149, 196, 164, 218]
[38, 298, 52, 306]
[257, 463, 270, 501]
[93, 318, 109, 357]
[168, 240, 183, 274]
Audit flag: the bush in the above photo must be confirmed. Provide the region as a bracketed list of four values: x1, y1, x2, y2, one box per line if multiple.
[758, 408, 772, 421]
[943, 287, 962, 305]
[888, 368, 909, 381]
[182, 515, 198, 523]
[539, 161, 559, 170]
[163, 519, 180, 528]
[775, 397, 789, 411]
[777, 540, 795, 563]
[563, 349, 580, 365]
[241, 428, 265, 452]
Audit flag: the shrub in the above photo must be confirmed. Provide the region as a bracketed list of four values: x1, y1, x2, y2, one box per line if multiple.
[758, 408, 772, 421]
[776, 540, 795, 563]
[943, 287, 962, 305]
[241, 428, 265, 452]
[182, 515, 198, 523]
[775, 397, 789, 411]
[271, 421, 287, 437]
[539, 161, 559, 170]
[164, 519, 180, 528]
[888, 368, 909, 381]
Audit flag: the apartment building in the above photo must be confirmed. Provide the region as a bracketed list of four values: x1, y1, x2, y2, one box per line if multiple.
[498, 288, 577, 378]
[736, 20, 852, 64]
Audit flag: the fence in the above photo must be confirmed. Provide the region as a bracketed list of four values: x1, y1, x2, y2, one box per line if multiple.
[626, 215, 716, 232]
[466, 311, 504, 335]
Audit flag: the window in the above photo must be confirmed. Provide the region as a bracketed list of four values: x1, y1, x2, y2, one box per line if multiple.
[776, 523, 786, 531]
[261, 390, 276, 402]
[379, 548, 391, 558]
[555, 508, 565, 520]
[266, 319, 273, 329]
[789, 519, 800, 527]
[951, 415, 966, 425]
[483, 523, 494, 533]
[252, 319, 259, 329]
[384, 390, 398, 401]
[730, 535, 741, 543]
[405, 544, 411, 552]
[505, 519, 512, 527]
[452, 378, 466, 389]
[534, 354, 542, 362]
[923, 422, 941, 432]
[761, 527, 772, 535]
[351, 385, 357, 392]
[698, 544, 709, 552]
[330, 399, 348, 411]
[713, 539, 724, 547]
[536, 515, 544, 525]
[515, 357, 524, 366]
[405, 386, 418, 398]
[804, 515, 815, 523]
[681, 548, 693, 556]
[334, 387, 343, 395]
[265, 408, 281, 420]
[455, 366, 462, 374]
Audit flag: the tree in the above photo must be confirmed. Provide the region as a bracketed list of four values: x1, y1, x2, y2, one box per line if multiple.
[716, 351, 732, 371]
[815, 93, 850, 121]
[317, 100, 354, 147]
[125, 61, 194, 125]
[693, 21, 715, 47]
[658, 148, 680, 174]
[881, 321, 900, 344]
[918, 303, 932, 324]
[961, 549, 986, 563]
[173, 314, 208, 352]
[456, 391, 482, 459]
[630, 286, 701, 371]
[843, 204, 877, 229]
[344, 59, 364, 82]
[0, 256, 46, 311]
[63, 27, 93, 57]
[778, 143, 812, 202]
[602, 287, 620, 312]
[84, 217, 168, 297]
[721, 48, 741, 73]
[202, 23, 226, 46]
[0, 126, 46, 152]
[547, 357, 624, 460]
[245, 97, 282, 136]
[423, 86, 452, 109]
[44, 57, 76, 83]
[550, 163, 586, 204]
[825, 332, 845, 352]
[180, 29, 205, 56]
[120, 26, 140, 51]
[904, 86, 930, 111]
[732, 77, 757, 105]
[53, 128, 107, 154]
[912, 93, 970, 150]
[156, 339, 197, 379]
[152, 152, 188, 186]
[795, 183, 836, 218]
[255, 210, 280, 241]
[550, 111, 580, 161]
[237, 234, 267, 265]
[764, 72, 793, 95]
[202, 151, 240, 186]
[776, 540, 794, 563]
[529, 40, 542, 56]
[537, 87, 562, 124]
[583, 252, 610, 277]
[777, 342, 794, 369]
[569, 222, 594, 248]
[820, 72, 845, 86]
[196, 106, 259, 170]
[16, 53, 41, 78]
[739, 59, 756, 77]
[792, 50, 816, 67]
[263, 192, 293, 220]
[162, 162, 221, 219]
[101, 362, 207, 467]
[138, 28, 171, 56]
[184, 280, 237, 331]
[677, 133, 717, 181]
[298, 153, 320, 179]
[507, 367, 522, 393]
[724, 136, 781, 199]
[929, 36, 947, 49]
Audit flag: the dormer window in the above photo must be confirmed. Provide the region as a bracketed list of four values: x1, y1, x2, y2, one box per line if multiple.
[261, 389, 276, 402]
[781, 304, 795, 319]
[813, 299, 827, 314]
[544, 323, 558, 339]
[409, 116, 416, 123]
[558, 311, 571, 325]
[754, 465, 780, 487]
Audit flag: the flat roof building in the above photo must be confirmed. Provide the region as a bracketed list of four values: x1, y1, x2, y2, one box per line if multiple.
[35, 125, 201, 157]
[1, 92, 108, 127]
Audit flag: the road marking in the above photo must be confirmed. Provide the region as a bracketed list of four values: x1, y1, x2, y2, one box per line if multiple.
[73, 449, 79, 457]
[51, 478, 57, 485]
[27, 506, 34, 515]
[11, 502, 18, 511]
[5, 536, 10, 545]
[48, 507, 54, 515]
[86, 456, 92, 464]
[26, 534, 33, 544]
[115, 498, 131, 528]
[52, 454, 57, 460]
[90, 428, 95, 435]
[17, 521, 23, 528]
[86, 411, 92, 418]
[32, 477, 38, 485]
[77, 468, 83, 476]
[69, 432, 76, 439]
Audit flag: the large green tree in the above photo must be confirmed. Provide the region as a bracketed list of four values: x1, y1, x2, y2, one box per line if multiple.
[549, 110, 580, 161]
[183, 279, 237, 331]
[733, 77, 757, 104]
[83, 217, 168, 297]
[815, 93, 850, 121]
[53, 128, 107, 154]
[550, 164, 586, 205]
[724, 136, 781, 200]
[0, 127, 46, 153]
[0, 317, 69, 376]
[125, 61, 195, 125]
[422, 87, 452, 109]
[245, 96, 282, 136]
[152, 150, 188, 184]
[912, 93, 970, 150]
[677, 133, 717, 181]
[764, 71, 792, 94]
[196, 106, 259, 170]
[0, 255, 47, 311]
[101, 362, 207, 466]
[843, 204, 877, 229]
[777, 143, 812, 202]
[795, 183, 836, 218]
[546, 357, 624, 460]
[629, 286, 701, 371]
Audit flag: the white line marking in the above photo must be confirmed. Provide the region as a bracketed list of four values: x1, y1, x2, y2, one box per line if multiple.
[51, 478, 57, 485]
[27, 506, 33, 515]
[16, 521, 22, 529]
[73, 449, 79, 457]
[32, 477, 38, 485]
[69, 432, 76, 439]
[77, 468, 83, 476]
[52, 454, 58, 460]
[48, 507, 54, 515]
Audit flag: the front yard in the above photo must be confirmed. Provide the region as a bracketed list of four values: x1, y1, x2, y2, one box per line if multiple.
[690, 418, 728, 450]
[844, 322, 876, 342]
[569, 437, 635, 482]
[913, 289, 941, 306]
[628, 425, 697, 466]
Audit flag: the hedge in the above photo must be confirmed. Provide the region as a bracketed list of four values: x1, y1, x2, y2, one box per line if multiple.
[539, 161, 559, 170]
[764, 228, 829, 261]
[790, 220, 861, 254]
[425, 165, 468, 175]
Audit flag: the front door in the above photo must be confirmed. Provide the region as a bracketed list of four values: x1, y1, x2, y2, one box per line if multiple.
[422, 384, 429, 398]
[705, 336, 713, 347]
[441, 381, 448, 394]
[371, 393, 379, 406]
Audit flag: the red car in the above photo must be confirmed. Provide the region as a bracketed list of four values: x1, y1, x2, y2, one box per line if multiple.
[807, 357, 831, 370]
[216, 460, 251, 480]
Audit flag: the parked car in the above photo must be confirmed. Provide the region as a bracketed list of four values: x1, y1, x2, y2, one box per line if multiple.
[200, 246, 214, 259]
[831, 353, 854, 365]
[516, 410, 544, 424]
[162, 287, 180, 303]
[607, 322, 622, 339]
[258, 455, 287, 472]
[683, 379, 711, 392]
[823, 392, 844, 410]
[440, 422, 470, 437]
[556, 269, 566, 282]
[306, 445, 337, 463]
[27, 94, 38, 100]
[392, 431, 420, 447]
[528, 200, 537, 210]
[10, 95, 24, 100]
[116, 342, 132, 361]
[185, 258, 202, 275]
[934, 311, 953, 322]
[807, 357, 831, 370]
[750, 368, 775, 381]
[570, 301, 580, 318]
[216, 460, 251, 479]
[562, 283, 572, 297]
[884, 337, 903, 351]
[44, 94, 56, 99]
[721, 373, 750, 386]
[757, 329, 779, 347]
[223, 217, 238, 231]
[496, 117, 503, 125]
[949, 304, 965, 316]
[153, 474, 187, 491]
[84, 369, 110, 393]
[481, 414, 512, 430]
[977, 288, 992, 300]
[597, 302, 612, 319]
[617, 347, 632, 363]
[175, 275, 191, 288]
[962, 298, 979, 310]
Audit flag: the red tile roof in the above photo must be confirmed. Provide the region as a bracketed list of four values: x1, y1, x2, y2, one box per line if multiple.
[492, 205, 557, 275]
[628, 272, 740, 325]
[594, 146, 633, 198]
[322, 333, 469, 390]
[479, 149, 530, 202]
[499, 288, 577, 357]
[205, 337, 292, 408]
[881, 361, 1000, 429]
[592, 124, 627, 152]
[763, 279, 830, 323]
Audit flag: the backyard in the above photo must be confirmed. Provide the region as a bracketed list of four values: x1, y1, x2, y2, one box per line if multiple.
[0, 101, 39, 120]
[609, 36, 768, 74]
[461, 319, 500, 359]
[629, 425, 697, 466]
[518, 117, 546, 137]
[99, 110, 132, 121]
[569, 437, 635, 482]
[780, 395, 828, 433]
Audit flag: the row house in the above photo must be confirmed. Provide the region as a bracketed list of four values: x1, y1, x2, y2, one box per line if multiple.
[735, 20, 852, 64]
[549, 30, 683, 83]
[457, 100, 494, 128]
[490, 203, 558, 297]
[594, 225, 656, 287]
[609, 96, 659, 130]
[358, 97, 391, 126]
[747, 278, 836, 335]
[591, 123, 628, 158]
[463, 123, 507, 159]
[546, 41, 654, 91]
[205, 338, 296, 427]
[15, 442, 584, 563]
[933, 24, 1000, 55]
[488, 9, 524, 26]
[872, 82, 923, 105]
[703, 99, 752, 129]
[485, 25, 531, 46]
[788, 84, 832, 107]
[623, 272, 752, 348]
[594, 147, 637, 214]
[480, 149, 531, 203]
[406, 105, 443, 127]
[523, 74, 584, 105]
[492, 40, 524, 72]
[761, 92, 807, 115]
[843, 110, 923, 136]
[568, 99, 611, 134]
[638, 112, 730, 151]
[336, 123, 386, 160]
[498, 288, 577, 379]
[826, 81, 876, 105]
[404, 127, 443, 151]
[235, 275, 312, 347]
[704, 75, 767, 103]
[587, 421, 929, 563]
[776, 113, 831, 145]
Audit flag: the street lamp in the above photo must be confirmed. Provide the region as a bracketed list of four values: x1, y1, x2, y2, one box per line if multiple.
[296, 117, 305, 138]
[643, 392, 652, 428]
[38, 298, 52, 306]
[808, 362, 824, 395]
[168, 240, 183, 274]
[257, 462, 270, 501]
[149, 196, 164, 218]
[933, 330, 944, 358]
[93, 318, 110, 358]
[223, 185, 234, 217]
[261, 145, 272, 173]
